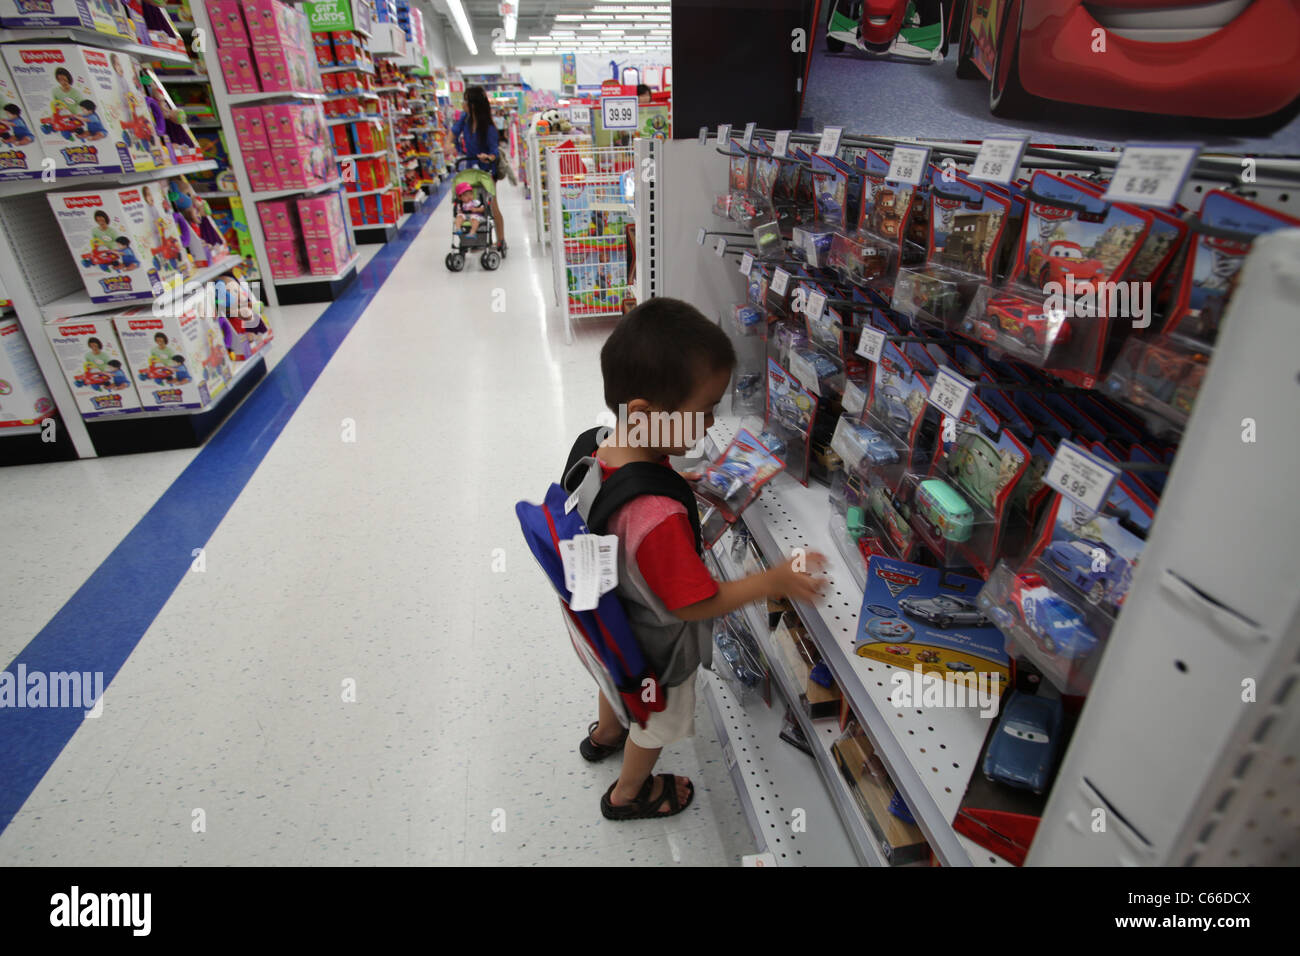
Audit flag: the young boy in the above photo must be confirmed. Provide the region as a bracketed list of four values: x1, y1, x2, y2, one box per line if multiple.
[574, 298, 825, 819]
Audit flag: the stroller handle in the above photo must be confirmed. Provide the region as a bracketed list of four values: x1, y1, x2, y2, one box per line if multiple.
[454, 155, 497, 174]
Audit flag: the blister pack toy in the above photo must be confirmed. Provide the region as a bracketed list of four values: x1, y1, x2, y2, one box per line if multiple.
[763, 358, 817, 486]
[687, 426, 785, 546]
[792, 153, 853, 269]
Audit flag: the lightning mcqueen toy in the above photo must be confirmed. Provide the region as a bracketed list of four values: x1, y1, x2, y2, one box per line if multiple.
[955, 0, 1300, 122]
[981, 294, 1068, 349]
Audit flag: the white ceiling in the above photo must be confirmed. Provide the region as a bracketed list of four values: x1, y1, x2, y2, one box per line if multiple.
[425, 0, 671, 57]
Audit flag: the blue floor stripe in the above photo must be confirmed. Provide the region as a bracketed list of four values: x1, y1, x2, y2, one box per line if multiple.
[0, 183, 449, 834]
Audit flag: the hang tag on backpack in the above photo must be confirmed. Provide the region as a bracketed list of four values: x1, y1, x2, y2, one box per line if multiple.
[560, 533, 619, 611]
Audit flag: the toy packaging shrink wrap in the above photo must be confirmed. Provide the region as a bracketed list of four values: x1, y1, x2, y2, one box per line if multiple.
[0, 0, 129, 36]
[685, 426, 784, 547]
[763, 357, 817, 485]
[827, 149, 913, 292]
[43, 313, 142, 416]
[48, 182, 187, 303]
[791, 153, 852, 268]
[2, 43, 160, 174]
[113, 296, 230, 411]
[0, 317, 56, 427]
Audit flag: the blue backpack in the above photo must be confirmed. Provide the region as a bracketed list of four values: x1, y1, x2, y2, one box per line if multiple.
[516, 428, 703, 727]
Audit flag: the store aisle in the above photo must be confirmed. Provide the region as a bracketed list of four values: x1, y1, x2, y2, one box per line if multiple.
[0, 183, 755, 866]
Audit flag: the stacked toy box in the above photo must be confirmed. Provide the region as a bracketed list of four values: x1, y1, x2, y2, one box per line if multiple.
[233, 100, 334, 192]
[209, 0, 322, 95]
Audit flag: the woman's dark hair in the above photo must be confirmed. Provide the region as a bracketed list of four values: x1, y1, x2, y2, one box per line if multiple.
[55, 67, 72, 83]
[93, 211, 108, 224]
[87, 337, 102, 348]
[600, 297, 735, 411]
[464, 86, 492, 135]
[636, 84, 651, 97]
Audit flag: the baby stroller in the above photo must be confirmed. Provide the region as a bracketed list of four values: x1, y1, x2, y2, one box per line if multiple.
[445, 158, 504, 272]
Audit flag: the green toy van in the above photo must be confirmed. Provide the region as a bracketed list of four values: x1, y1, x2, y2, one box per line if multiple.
[916, 478, 974, 543]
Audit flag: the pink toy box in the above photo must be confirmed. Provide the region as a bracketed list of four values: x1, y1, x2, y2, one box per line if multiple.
[2, 43, 159, 174]
[43, 313, 142, 417]
[277, 142, 334, 190]
[252, 45, 320, 94]
[297, 191, 354, 275]
[262, 101, 326, 151]
[48, 182, 187, 303]
[265, 238, 306, 279]
[206, 0, 249, 47]
[230, 104, 269, 149]
[243, 148, 281, 191]
[257, 199, 297, 241]
[113, 296, 231, 411]
[217, 45, 259, 94]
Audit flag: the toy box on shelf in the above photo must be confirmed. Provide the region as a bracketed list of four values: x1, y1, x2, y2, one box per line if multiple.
[48, 182, 188, 303]
[113, 294, 232, 411]
[771, 608, 842, 719]
[43, 313, 143, 417]
[0, 0, 131, 37]
[296, 189, 354, 274]
[0, 318, 56, 428]
[831, 716, 930, 865]
[0, 58, 49, 177]
[892, 168, 1010, 331]
[2, 43, 161, 174]
[686, 426, 784, 548]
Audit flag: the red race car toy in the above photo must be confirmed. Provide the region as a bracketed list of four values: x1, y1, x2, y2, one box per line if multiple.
[984, 294, 1071, 349]
[956, 0, 1300, 121]
[138, 363, 175, 384]
[81, 248, 120, 270]
[1035, 240, 1105, 291]
[40, 110, 85, 138]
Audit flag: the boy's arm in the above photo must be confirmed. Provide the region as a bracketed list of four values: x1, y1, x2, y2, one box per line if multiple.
[672, 555, 826, 622]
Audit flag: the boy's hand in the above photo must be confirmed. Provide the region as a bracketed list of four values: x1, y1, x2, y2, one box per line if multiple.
[767, 551, 827, 604]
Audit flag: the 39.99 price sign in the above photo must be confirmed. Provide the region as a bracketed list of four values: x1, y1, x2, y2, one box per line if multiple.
[602, 96, 639, 130]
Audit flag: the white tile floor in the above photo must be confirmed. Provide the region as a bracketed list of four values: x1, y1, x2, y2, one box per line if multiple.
[0, 185, 755, 866]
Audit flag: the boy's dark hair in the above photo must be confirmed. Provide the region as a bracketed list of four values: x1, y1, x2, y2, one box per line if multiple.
[601, 297, 735, 411]
[171, 355, 185, 364]
[79, 100, 96, 111]
[4, 104, 19, 116]
[107, 359, 121, 368]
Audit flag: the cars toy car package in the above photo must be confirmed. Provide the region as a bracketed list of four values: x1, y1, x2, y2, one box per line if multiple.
[688, 426, 784, 546]
[854, 556, 1010, 693]
[792, 153, 852, 268]
[764, 358, 817, 486]
[892, 169, 1010, 330]
[866, 337, 930, 451]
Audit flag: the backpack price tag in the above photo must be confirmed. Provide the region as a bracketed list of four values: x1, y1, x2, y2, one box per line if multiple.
[564, 489, 580, 514]
[855, 325, 886, 363]
[817, 125, 842, 156]
[560, 533, 620, 612]
[714, 237, 727, 257]
[696, 227, 706, 246]
[715, 123, 732, 148]
[1043, 440, 1120, 515]
[887, 145, 930, 186]
[739, 251, 754, 276]
[1103, 143, 1200, 209]
[741, 122, 756, 149]
[773, 130, 791, 158]
[969, 136, 1027, 186]
[698, 126, 708, 145]
[927, 365, 973, 421]
[771, 267, 790, 296]
[805, 288, 827, 323]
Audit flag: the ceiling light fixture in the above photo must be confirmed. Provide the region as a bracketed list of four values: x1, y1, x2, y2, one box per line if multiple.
[445, 0, 478, 55]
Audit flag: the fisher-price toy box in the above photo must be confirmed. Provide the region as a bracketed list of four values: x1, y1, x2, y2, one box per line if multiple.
[113, 297, 231, 411]
[0, 57, 48, 178]
[0, 0, 131, 38]
[855, 556, 1010, 696]
[1, 43, 158, 175]
[0, 317, 56, 428]
[43, 313, 142, 417]
[48, 183, 186, 303]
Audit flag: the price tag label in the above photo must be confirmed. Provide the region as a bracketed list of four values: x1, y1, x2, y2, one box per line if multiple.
[696, 227, 706, 246]
[842, 380, 868, 416]
[601, 95, 638, 130]
[969, 136, 1026, 186]
[771, 267, 790, 296]
[1043, 440, 1121, 515]
[887, 145, 930, 186]
[714, 237, 727, 257]
[855, 325, 886, 363]
[817, 125, 842, 157]
[927, 365, 973, 421]
[739, 251, 754, 276]
[699, 126, 708, 145]
[1103, 143, 1200, 208]
[716, 123, 732, 147]
[774, 130, 791, 158]
[804, 288, 827, 323]
[570, 105, 590, 125]
[741, 122, 756, 149]
[788, 352, 819, 394]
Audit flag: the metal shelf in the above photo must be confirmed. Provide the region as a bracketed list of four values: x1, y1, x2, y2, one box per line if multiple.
[155, 73, 209, 83]
[701, 671, 859, 866]
[0, 27, 191, 64]
[227, 90, 326, 105]
[336, 151, 388, 161]
[249, 179, 342, 201]
[41, 255, 243, 320]
[343, 185, 398, 198]
[711, 417, 985, 867]
[327, 114, 383, 125]
[321, 63, 375, 75]
[0, 160, 218, 199]
[273, 252, 360, 285]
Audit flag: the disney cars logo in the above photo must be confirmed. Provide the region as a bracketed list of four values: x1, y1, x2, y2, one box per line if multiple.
[875, 566, 922, 597]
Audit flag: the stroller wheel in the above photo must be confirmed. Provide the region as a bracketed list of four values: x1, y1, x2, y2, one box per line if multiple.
[446, 252, 466, 272]
[481, 249, 501, 271]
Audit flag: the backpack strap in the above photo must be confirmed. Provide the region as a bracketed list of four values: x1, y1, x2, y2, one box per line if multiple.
[588, 462, 704, 556]
[563, 426, 607, 491]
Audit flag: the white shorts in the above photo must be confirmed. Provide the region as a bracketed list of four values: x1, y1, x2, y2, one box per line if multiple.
[629, 669, 698, 749]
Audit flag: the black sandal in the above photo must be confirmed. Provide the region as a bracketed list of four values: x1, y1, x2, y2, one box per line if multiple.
[600, 773, 695, 821]
[579, 721, 627, 762]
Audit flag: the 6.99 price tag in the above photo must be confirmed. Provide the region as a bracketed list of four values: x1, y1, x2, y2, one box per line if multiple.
[770, 267, 791, 296]
[927, 365, 973, 421]
[804, 288, 827, 323]
[855, 325, 886, 363]
[817, 126, 842, 156]
[887, 145, 930, 186]
[714, 237, 727, 257]
[969, 137, 1026, 186]
[715, 124, 732, 147]
[774, 130, 791, 158]
[1043, 440, 1120, 515]
[1103, 143, 1199, 208]
[739, 251, 754, 276]
[741, 122, 756, 149]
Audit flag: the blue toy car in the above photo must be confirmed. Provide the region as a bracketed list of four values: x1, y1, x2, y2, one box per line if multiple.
[875, 385, 912, 435]
[700, 460, 755, 504]
[999, 572, 1099, 661]
[735, 372, 762, 401]
[756, 429, 786, 458]
[1044, 538, 1129, 606]
[983, 691, 1063, 795]
[844, 423, 899, 467]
